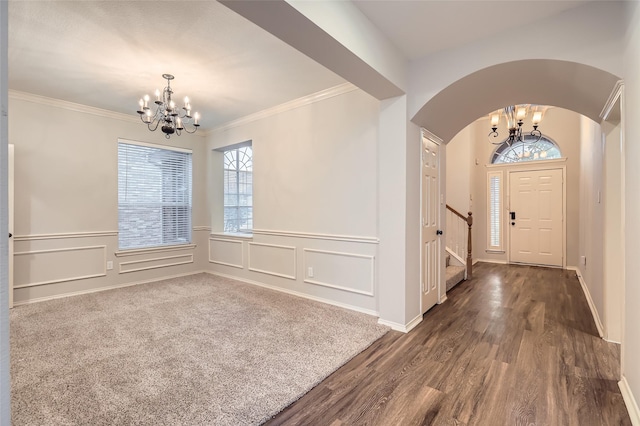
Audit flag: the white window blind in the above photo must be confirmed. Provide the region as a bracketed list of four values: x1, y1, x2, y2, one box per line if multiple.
[224, 145, 253, 233]
[118, 141, 192, 250]
[487, 171, 503, 251]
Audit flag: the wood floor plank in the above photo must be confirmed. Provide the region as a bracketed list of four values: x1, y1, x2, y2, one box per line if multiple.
[266, 263, 631, 425]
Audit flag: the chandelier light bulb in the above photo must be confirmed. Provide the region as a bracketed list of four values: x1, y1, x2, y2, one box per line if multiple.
[490, 113, 500, 127]
[532, 111, 543, 125]
[155, 89, 161, 102]
[516, 106, 527, 121]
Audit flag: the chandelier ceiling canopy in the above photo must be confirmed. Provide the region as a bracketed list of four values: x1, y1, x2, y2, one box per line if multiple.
[136, 74, 200, 138]
[488, 104, 546, 146]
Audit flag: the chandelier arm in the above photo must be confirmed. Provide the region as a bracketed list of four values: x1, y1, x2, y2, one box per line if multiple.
[530, 128, 542, 142]
[147, 118, 161, 132]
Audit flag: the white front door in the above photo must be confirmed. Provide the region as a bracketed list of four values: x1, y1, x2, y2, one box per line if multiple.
[509, 168, 564, 267]
[421, 136, 440, 313]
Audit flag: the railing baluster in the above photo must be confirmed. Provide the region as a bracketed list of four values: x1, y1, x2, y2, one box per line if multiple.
[445, 205, 473, 280]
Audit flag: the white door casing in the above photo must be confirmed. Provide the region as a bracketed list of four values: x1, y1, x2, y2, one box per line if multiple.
[509, 168, 564, 267]
[8, 144, 12, 308]
[421, 135, 440, 313]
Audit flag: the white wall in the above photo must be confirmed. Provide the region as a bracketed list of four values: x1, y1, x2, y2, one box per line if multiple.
[623, 0, 640, 418]
[0, 1, 9, 422]
[8, 95, 209, 304]
[578, 116, 605, 329]
[206, 88, 382, 316]
[408, 1, 625, 122]
[445, 126, 473, 214]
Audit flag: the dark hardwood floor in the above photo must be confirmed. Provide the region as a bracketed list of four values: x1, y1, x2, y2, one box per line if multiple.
[266, 263, 631, 425]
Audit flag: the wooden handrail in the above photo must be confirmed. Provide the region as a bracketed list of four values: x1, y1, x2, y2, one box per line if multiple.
[445, 205, 473, 279]
[446, 204, 467, 220]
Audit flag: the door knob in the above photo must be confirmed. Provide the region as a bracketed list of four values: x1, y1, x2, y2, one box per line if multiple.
[8, 233, 11, 238]
[436, 230, 443, 235]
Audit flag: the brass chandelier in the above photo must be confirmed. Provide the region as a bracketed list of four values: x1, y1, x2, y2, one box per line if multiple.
[488, 104, 545, 145]
[136, 74, 200, 138]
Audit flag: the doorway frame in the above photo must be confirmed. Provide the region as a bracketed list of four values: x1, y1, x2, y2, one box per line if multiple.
[600, 80, 625, 351]
[419, 128, 446, 313]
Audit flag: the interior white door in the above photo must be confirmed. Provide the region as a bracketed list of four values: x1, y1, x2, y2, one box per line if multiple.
[509, 168, 563, 267]
[8, 144, 13, 308]
[421, 136, 440, 313]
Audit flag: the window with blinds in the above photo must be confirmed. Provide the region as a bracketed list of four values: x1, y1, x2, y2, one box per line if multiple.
[118, 140, 192, 250]
[487, 171, 503, 251]
[224, 145, 253, 233]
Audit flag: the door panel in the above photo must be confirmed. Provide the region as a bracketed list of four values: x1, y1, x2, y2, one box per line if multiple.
[509, 169, 563, 266]
[422, 137, 440, 313]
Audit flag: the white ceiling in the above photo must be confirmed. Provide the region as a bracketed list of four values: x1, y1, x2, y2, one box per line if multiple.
[8, 1, 346, 129]
[8, 1, 603, 130]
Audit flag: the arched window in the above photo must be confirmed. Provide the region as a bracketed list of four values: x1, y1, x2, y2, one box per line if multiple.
[490, 134, 562, 164]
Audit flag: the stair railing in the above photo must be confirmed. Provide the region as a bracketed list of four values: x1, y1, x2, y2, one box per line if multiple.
[445, 205, 473, 279]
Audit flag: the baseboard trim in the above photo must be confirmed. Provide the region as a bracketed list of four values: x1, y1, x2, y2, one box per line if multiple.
[13, 270, 209, 306]
[567, 266, 605, 339]
[378, 314, 422, 334]
[619, 375, 640, 425]
[206, 271, 379, 318]
[474, 258, 508, 265]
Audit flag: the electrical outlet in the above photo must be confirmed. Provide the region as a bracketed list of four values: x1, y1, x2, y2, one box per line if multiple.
[106, 261, 113, 270]
[307, 267, 314, 278]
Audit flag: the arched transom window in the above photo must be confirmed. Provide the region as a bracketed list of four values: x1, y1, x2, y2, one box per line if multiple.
[491, 134, 562, 164]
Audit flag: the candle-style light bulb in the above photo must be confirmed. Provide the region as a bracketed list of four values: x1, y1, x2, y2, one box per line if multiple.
[169, 100, 175, 110]
[194, 112, 200, 126]
[490, 113, 500, 127]
[184, 97, 189, 108]
[143, 94, 150, 109]
[532, 111, 543, 125]
[516, 105, 527, 121]
[155, 89, 161, 102]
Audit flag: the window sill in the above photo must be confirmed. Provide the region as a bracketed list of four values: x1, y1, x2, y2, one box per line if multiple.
[115, 243, 197, 257]
[210, 232, 253, 240]
[485, 249, 505, 254]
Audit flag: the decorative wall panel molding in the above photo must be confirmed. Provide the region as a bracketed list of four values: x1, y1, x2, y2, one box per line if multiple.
[209, 238, 244, 269]
[303, 249, 375, 296]
[13, 231, 118, 241]
[248, 242, 296, 280]
[114, 244, 196, 257]
[119, 254, 194, 274]
[13, 245, 107, 288]
[252, 229, 378, 244]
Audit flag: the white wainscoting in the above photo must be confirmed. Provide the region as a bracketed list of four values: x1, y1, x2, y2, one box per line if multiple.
[206, 230, 379, 318]
[248, 242, 297, 280]
[303, 248, 375, 296]
[13, 245, 107, 288]
[119, 253, 194, 274]
[209, 238, 244, 268]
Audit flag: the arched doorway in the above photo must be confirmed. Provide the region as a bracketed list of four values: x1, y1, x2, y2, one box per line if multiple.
[410, 59, 623, 347]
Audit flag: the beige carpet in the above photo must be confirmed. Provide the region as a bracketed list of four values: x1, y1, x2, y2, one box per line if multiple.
[10, 273, 389, 425]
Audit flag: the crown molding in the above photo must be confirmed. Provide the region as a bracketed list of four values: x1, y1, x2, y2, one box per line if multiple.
[600, 80, 624, 121]
[421, 128, 443, 144]
[207, 83, 359, 135]
[9, 90, 139, 124]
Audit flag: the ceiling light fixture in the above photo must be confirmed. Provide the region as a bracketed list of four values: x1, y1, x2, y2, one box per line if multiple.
[488, 104, 545, 145]
[136, 74, 200, 138]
